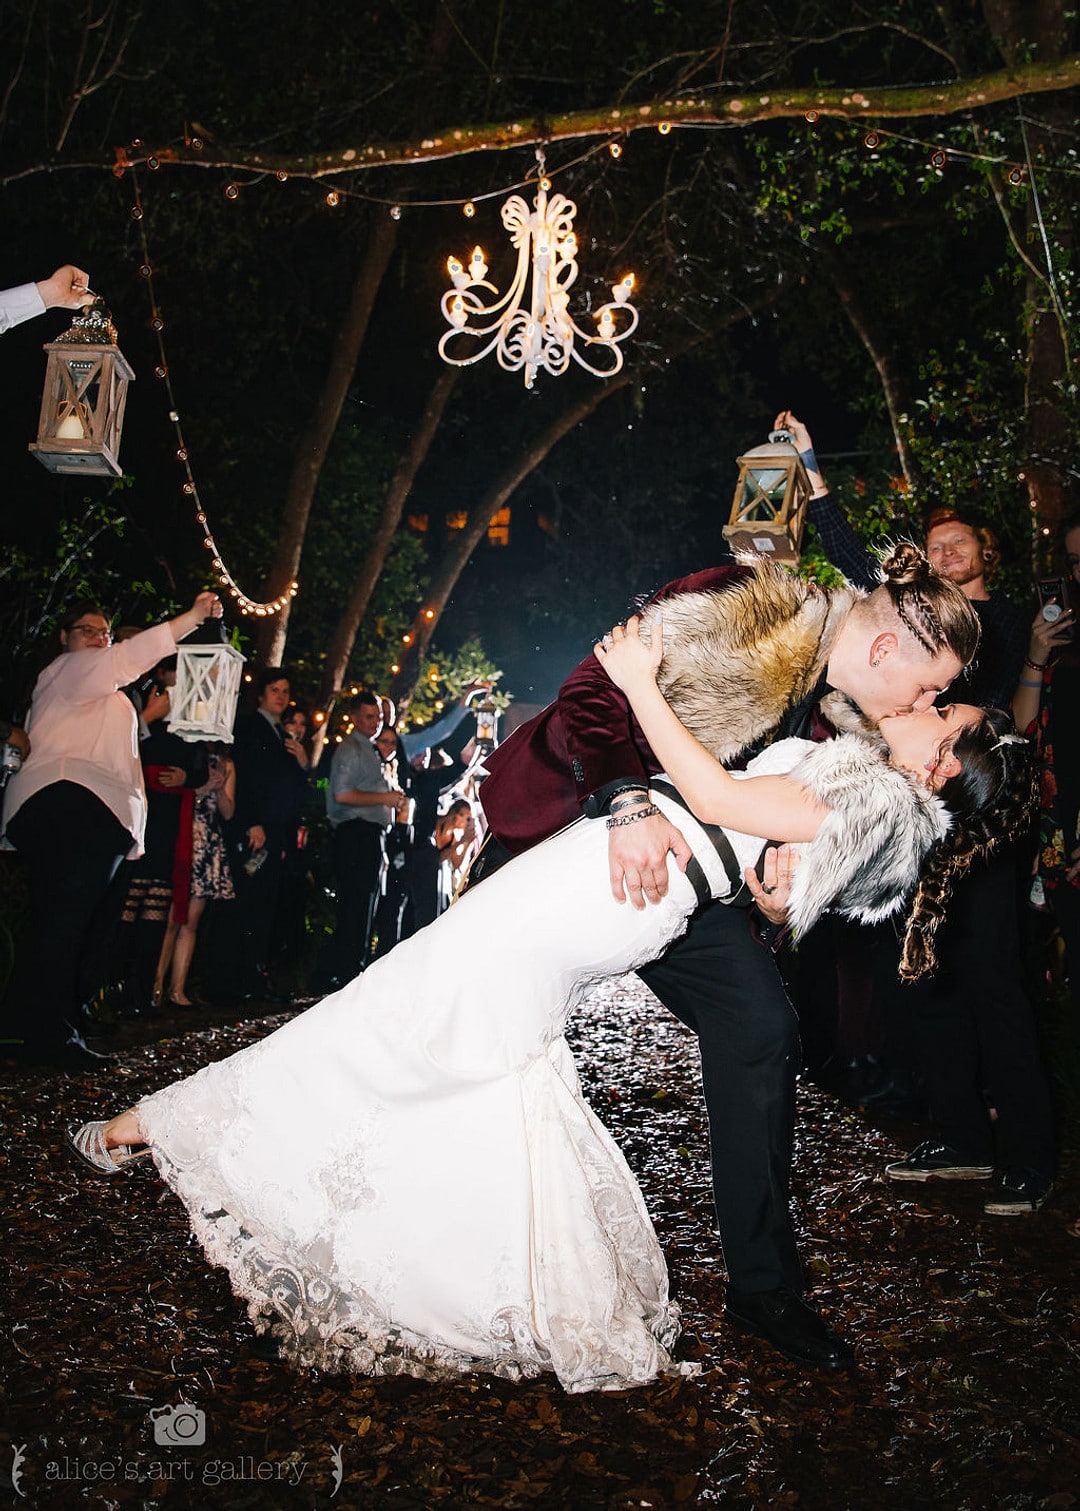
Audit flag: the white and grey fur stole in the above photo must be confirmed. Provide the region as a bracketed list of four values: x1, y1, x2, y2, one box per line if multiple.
[784, 734, 951, 939]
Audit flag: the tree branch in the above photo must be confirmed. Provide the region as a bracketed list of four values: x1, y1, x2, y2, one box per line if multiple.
[5, 52, 1078, 188]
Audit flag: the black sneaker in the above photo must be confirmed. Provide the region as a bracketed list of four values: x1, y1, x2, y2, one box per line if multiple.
[885, 1140, 992, 1182]
[983, 1168, 1053, 1215]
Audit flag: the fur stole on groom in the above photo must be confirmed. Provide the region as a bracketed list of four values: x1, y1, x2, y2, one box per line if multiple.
[643, 554, 867, 764]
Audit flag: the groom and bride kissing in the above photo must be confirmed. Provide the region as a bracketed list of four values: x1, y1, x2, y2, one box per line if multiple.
[70, 450, 1036, 1391]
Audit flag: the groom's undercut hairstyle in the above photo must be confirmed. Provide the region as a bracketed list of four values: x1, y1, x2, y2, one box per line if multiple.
[862, 541, 981, 663]
[354, 689, 380, 709]
[924, 506, 1002, 582]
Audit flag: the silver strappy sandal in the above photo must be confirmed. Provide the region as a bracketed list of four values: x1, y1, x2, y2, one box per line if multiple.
[67, 1121, 153, 1176]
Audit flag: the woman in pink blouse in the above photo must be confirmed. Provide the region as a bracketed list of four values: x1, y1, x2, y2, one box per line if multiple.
[2, 591, 220, 1068]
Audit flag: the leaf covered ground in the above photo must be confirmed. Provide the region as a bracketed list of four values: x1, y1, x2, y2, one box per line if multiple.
[1, 978, 1078, 1510]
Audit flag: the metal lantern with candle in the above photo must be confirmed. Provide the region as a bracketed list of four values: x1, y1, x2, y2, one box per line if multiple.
[473, 692, 500, 754]
[170, 615, 245, 743]
[29, 299, 134, 477]
[722, 427, 812, 565]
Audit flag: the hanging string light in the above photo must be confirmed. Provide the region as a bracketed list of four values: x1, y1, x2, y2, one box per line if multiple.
[128, 169, 298, 617]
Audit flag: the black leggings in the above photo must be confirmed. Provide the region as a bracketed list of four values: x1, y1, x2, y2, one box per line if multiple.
[5, 781, 132, 1052]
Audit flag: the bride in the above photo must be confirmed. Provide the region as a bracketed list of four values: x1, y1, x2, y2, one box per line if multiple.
[69, 615, 1036, 1393]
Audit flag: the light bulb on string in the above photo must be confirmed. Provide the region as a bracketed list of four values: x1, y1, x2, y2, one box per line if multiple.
[129, 164, 300, 619]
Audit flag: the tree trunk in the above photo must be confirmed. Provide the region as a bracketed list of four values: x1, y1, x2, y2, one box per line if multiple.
[981, 0, 1075, 560]
[318, 366, 459, 708]
[253, 209, 399, 667]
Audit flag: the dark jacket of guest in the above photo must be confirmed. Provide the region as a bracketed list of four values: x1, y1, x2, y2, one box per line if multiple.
[231, 712, 310, 841]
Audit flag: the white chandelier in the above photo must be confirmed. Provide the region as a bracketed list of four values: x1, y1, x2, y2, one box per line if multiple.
[438, 153, 638, 390]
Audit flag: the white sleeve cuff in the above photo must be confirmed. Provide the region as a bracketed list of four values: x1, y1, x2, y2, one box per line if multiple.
[0, 283, 48, 335]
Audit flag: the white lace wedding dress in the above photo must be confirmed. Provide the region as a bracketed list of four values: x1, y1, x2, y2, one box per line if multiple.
[135, 736, 938, 1392]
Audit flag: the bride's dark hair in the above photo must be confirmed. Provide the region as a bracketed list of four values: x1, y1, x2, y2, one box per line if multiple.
[899, 707, 1039, 979]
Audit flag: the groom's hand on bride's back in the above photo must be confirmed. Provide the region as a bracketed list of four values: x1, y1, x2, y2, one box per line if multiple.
[609, 813, 692, 910]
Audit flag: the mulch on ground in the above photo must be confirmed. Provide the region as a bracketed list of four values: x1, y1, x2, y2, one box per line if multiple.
[1, 978, 1077, 1509]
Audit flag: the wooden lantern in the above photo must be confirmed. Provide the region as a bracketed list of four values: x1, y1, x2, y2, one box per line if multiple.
[722, 429, 812, 565]
[170, 620, 245, 743]
[28, 300, 134, 477]
[473, 693, 500, 752]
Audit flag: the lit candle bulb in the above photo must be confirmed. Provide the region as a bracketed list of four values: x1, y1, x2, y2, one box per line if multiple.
[597, 309, 615, 339]
[612, 273, 635, 304]
[469, 246, 488, 281]
[447, 256, 469, 290]
[449, 294, 467, 329]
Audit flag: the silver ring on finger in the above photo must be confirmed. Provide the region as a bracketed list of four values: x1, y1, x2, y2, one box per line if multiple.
[760, 883, 776, 895]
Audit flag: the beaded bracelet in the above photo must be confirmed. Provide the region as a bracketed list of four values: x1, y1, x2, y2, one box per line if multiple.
[1023, 656, 1047, 673]
[607, 803, 661, 830]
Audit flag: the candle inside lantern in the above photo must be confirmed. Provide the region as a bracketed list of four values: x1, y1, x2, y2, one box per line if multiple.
[193, 700, 208, 721]
[56, 410, 85, 439]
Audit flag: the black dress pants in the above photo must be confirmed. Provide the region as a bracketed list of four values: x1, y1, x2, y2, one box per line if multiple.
[907, 850, 1055, 1176]
[325, 821, 384, 983]
[5, 781, 133, 1053]
[219, 827, 287, 998]
[638, 900, 803, 1295]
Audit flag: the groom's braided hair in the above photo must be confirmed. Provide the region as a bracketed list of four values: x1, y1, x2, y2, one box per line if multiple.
[878, 541, 980, 663]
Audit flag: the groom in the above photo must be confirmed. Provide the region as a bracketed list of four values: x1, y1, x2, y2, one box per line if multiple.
[478, 537, 977, 1369]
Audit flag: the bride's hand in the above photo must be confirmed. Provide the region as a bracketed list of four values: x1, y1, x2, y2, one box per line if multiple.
[593, 614, 663, 692]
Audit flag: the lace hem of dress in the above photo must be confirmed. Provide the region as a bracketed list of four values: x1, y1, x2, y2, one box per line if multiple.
[175, 1178, 693, 1393]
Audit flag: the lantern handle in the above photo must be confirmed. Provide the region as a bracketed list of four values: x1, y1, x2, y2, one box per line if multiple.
[768, 427, 795, 446]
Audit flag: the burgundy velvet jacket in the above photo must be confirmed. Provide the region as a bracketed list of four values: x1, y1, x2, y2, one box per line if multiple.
[480, 566, 748, 855]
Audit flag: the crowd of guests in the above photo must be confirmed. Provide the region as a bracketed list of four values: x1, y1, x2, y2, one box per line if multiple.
[779, 411, 1079, 1221]
[0, 601, 492, 1068]
[0, 313, 1076, 1227]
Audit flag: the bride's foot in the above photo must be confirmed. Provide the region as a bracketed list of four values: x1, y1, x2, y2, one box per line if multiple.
[105, 1110, 144, 1148]
[67, 1110, 152, 1176]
